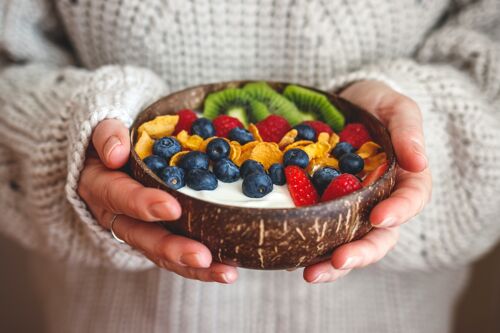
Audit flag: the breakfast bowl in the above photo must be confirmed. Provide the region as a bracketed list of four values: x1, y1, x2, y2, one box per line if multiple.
[129, 81, 397, 270]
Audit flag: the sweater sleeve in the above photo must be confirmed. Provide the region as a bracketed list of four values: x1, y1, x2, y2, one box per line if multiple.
[327, 0, 500, 271]
[0, 1, 167, 270]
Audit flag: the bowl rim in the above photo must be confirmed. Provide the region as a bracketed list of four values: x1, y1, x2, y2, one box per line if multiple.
[130, 80, 397, 213]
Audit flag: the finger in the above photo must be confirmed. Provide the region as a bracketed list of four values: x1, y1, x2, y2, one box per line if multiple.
[160, 261, 239, 284]
[331, 227, 400, 270]
[377, 94, 428, 173]
[80, 161, 181, 221]
[303, 261, 351, 284]
[92, 119, 131, 169]
[109, 213, 212, 269]
[370, 168, 432, 227]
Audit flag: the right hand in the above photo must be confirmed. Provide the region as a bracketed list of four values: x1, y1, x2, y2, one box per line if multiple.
[78, 119, 238, 283]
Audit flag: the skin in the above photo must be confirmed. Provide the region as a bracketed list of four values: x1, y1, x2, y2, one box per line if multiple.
[79, 80, 431, 284]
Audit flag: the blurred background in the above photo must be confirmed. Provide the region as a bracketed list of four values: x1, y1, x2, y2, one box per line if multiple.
[1, 234, 499, 333]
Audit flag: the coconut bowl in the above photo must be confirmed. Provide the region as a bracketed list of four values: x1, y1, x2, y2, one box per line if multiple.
[129, 81, 397, 270]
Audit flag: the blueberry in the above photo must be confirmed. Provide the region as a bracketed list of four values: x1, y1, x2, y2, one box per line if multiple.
[213, 158, 240, 183]
[339, 153, 364, 174]
[153, 137, 182, 160]
[185, 169, 218, 191]
[178, 151, 209, 171]
[191, 118, 216, 139]
[159, 166, 185, 190]
[206, 138, 230, 161]
[312, 167, 341, 194]
[268, 163, 286, 185]
[293, 124, 316, 141]
[240, 159, 265, 178]
[143, 155, 168, 174]
[332, 142, 356, 159]
[283, 148, 309, 168]
[242, 172, 273, 198]
[228, 127, 255, 145]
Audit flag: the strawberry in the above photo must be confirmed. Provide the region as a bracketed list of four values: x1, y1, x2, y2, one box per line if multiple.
[213, 115, 244, 138]
[174, 109, 198, 135]
[302, 120, 333, 135]
[339, 123, 371, 149]
[256, 115, 291, 143]
[285, 166, 319, 207]
[321, 174, 362, 202]
[362, 161, 388, 187]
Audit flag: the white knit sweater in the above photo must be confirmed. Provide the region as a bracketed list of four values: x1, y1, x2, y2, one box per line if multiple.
[1, 0, 500, 332]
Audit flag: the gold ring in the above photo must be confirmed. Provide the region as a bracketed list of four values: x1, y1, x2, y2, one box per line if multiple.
[110, 214, 125, 244]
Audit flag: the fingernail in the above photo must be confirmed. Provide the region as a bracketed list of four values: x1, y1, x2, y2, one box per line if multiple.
[311, 273, 331, 283]
[340, 256, 361, 270]
[180, 253, 203, 267]
[104, 136, 122, 161]
[211, 272, 229, 283]
[411, 140, 428, 167]
[150, 202, 178, 220]
[373, 216, 396, 228]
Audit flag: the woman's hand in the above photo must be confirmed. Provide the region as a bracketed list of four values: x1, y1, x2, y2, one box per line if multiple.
[78, 119, 238, 283]
[303, 80, 432, 283]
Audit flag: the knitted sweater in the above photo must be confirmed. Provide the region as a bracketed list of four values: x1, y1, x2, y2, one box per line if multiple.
[1, 0, 500, 332]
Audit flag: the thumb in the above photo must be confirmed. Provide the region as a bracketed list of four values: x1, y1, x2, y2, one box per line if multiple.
[92, 119, 131, 169]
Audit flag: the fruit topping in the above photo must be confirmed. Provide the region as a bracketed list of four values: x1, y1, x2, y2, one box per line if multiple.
[268, 163, 286, 185]
[240, 160, 265, 178]
[302, 120, 333, 135]
[153, 137, 182, 161]
[312, 167, 341, 195]
[283, 148, 309, 169]
[339, 123, 371, 149]
[174, 109, 198, 135]
[178, 151, 209, 171]
[185, 169, 218, 191]
[332, 141, 356, 159]
[321, 174, 362, 202]
[285, 166, 319, 207]
[362, 161, 389, 187]
[339, 153, 365, 175]
[143, 155, 168, 175]
[293, 123, 316, 141]
[191, 118, 216, 139]
[255, 115, 291, 143]
[242, 172, 274, 198]
[212, 115, 244, 138]
[159, 166, 185, 190]
[206, 138, 230, 161]
[228, 127, 255, 145]
[213, 158, 241, 183]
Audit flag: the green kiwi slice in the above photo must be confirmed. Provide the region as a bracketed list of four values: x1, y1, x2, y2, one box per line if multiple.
[283, 85, 345, 132]
[243, 82, 307, 125]
[203, 88, 269, 125]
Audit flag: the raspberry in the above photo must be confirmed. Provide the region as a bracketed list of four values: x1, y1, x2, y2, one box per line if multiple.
[302, 120, 333, 135]
[174, 109, 198, 135]
[256, 115, 291, 143]
[285, 166, 319, 207]
[213, 115, 244, 138]
[321, 174, 362, 202]
[339, 123, 371, 149]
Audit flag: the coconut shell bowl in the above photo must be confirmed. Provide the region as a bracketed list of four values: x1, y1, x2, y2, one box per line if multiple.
[129, 81, 397, 270]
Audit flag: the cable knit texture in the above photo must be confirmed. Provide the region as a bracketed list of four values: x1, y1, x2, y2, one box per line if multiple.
[1, 0, 500, 332]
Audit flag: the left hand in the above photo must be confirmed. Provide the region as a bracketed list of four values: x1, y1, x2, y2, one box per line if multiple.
[303, 80, 432, 283]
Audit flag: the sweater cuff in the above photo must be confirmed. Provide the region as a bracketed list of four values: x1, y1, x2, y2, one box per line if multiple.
[65, 65, 168, 270]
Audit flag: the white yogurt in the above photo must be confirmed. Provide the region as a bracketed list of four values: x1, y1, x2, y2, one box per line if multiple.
[178, 179, 295, 208]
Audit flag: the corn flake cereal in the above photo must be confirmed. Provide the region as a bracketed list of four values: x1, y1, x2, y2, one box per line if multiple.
[278, 129, 298, 149]
[169, 151, 190, 166]
[302, 142, 331, 160]
[363, 152, 387, 172]
[306, 156, 339, 175]
[249, 142, 283, 169]
[317, 132, 330, 143]
[357, 141, 381, 159]
[134, 131, 155, 160]
[248, 124, 263, 142]
[329, 132, 340, 147]
[241, 141, 259, 152]
[138, 115, 179, 139]
[229, 141, 242, 162]
[283, 140, 314, 153]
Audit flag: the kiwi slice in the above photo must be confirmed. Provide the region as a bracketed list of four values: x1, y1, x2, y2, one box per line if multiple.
[283, 85, 345, 132]
[243, 82, 307, 125]
[203, 88, 269, 125]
